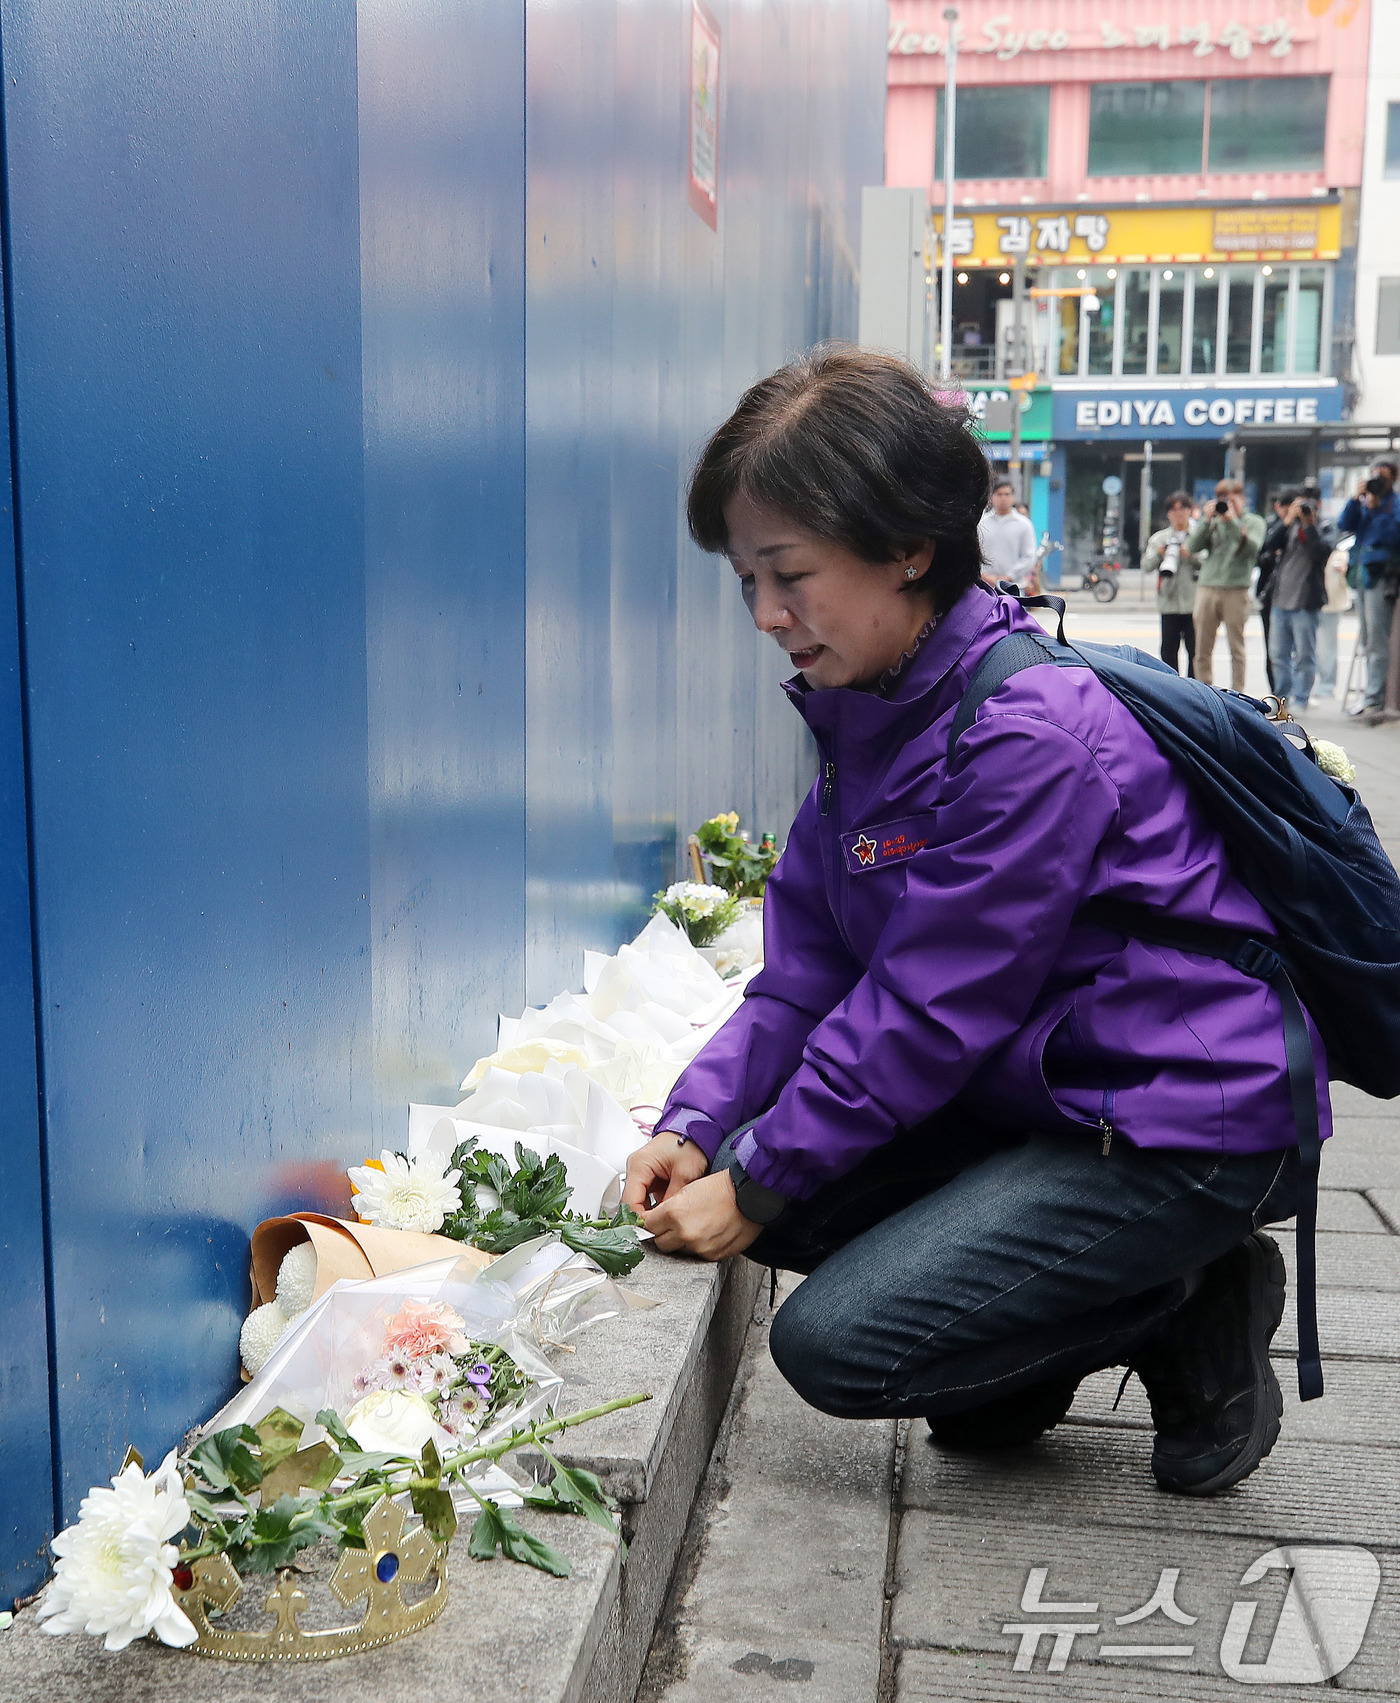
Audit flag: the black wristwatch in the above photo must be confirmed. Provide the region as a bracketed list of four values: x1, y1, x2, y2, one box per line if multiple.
[727, 1156, 789, 1225]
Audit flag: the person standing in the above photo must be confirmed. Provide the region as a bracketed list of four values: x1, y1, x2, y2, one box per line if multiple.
[1314, 534, 1352, 699]
[1189, 480, 1265, 691]
[1254, 488, 1299, 695]
[977, 478, 1036, 587]
[1338, 461, 1400, 726]
[1142, 491, 1201, 676]
[1266, 495, 1329, 710]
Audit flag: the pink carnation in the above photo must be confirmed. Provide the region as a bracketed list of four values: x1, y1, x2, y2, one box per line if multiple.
[382, 1299, 467, 1361]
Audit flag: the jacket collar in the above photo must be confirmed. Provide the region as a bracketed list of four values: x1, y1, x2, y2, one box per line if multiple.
[781, 583, 996, 745]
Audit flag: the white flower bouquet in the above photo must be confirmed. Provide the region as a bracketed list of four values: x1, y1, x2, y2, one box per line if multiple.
[40, 1245, 650, 1657]
[652, 880, 742, 947]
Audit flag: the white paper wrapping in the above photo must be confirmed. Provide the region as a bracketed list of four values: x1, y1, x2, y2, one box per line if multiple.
[405, 915, 761, 1194]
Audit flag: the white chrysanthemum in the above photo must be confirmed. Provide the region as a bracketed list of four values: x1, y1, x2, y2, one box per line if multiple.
[347, 1150, 462, 1234]
[37, 1451, 197, 1651]
[661, 881, 729, 920]
[275, 1241, 318, 1318]
[1313, 738, 1357, 785]
[239, 1301, 289, 1376]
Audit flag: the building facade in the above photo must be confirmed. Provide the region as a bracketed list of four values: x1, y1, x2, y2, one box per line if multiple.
[886, 0, 1369, 571]
[1353, 0, 1400, 425]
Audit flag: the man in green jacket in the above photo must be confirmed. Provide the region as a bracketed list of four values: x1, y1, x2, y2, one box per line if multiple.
[1189, 478, 1266, 690]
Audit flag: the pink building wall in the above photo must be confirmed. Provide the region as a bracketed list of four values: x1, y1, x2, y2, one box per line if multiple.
[886, 0, 1369, 204]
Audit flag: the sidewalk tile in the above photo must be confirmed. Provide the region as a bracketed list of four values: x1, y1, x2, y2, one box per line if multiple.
[902, 1429, 1400, 1546]
[1370, 1190, 1400, 1234]
[893, 1508, 1398, 1692]
[1066, 1359, 1400, 1446]
[1274, 1228, 1400, 1291]
[1274, 1290, 1400, 1359]
[896, 1647, 1398, 1702]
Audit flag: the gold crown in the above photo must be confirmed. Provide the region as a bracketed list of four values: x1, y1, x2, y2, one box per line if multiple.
[173, 1496, 448, 1662]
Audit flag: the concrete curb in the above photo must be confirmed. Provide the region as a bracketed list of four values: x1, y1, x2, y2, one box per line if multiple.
[0, 1248, 762, 1703]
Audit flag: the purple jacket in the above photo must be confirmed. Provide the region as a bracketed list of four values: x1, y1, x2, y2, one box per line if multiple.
[660, 585, 1329, 1200]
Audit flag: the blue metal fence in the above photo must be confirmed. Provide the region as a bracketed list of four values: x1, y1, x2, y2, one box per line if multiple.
[0, 0, 883, 1597]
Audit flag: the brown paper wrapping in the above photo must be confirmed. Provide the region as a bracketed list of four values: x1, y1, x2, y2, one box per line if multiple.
[243, 1215, 493, 1376]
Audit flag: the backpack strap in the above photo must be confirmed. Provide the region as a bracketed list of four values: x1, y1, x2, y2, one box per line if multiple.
[1080, 896, 1324, 1401]
[947, 628, 1080, 767]
[950, 601, 1327, 1400]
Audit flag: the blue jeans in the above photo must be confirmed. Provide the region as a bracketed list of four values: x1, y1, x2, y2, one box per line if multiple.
[719, 1111, 1304, 1419]
[1269, 606, 1319, 707]
[1362, 583, 1395, 708]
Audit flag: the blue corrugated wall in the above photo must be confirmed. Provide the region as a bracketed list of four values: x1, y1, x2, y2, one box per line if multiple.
[0, 0, 884, 1597]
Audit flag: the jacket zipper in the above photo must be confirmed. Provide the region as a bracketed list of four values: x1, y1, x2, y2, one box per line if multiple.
[814, 749, 859, 958]
[1100, 1088, 1116, 1157]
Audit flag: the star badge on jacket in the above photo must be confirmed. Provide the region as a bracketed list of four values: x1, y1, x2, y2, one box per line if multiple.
[853, 834, 877, 867]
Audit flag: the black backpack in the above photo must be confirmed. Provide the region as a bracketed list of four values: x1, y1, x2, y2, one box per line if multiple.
[949, 594, 1400, 1401]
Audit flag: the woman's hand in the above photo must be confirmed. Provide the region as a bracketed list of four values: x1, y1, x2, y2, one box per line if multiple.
[643, 1170, 763, 1261]
[622, 1130, 711, 1211]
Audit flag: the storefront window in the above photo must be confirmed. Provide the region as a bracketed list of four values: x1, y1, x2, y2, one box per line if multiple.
[935, 86, 1050, 180]
[1086, 267, 1117, 376]
[1120, 269, 1152, 375]
[1046, 263, 1329, 379]
[1259, 270, 1290, 373]
[1207, 77, 1328, 172]
[1225, 270, 1254, 374]
[1087, 82, 1205, 177]
[1191, 270, 1219, 375]
[1155, 270, 1185, 374]
[1294, 267, 1325, 373]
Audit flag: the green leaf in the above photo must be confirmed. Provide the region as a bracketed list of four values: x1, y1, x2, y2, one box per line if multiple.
[536, 1445, 624, 1550]
[467, 1501, 570, 1577]
[560, 1222, 644, 1276]
[467, 1500, 507, 1561]
[316, 1409, 355, 1450]
[190, 1425, 264, 1494]
[473, 1209, 549, 1254]
[237, 1495, 338, 1573]
[184, 1487, 240, 1532]
[409, 1485, 458, 1544]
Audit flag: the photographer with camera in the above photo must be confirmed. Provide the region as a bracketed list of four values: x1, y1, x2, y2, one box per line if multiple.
[1142, 491, 1201, 676]
[1339, 461, 1400, 725]
[1188, 480, 1265, 690]
[1255, 488, 1299, 693]
[1265, 492, 1329, 710]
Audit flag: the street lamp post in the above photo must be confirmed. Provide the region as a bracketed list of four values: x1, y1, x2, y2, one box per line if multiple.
[939, 7, 958, 383]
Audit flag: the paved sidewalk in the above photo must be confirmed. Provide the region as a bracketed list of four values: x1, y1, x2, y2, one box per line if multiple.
[645, 585, 1400, 1701]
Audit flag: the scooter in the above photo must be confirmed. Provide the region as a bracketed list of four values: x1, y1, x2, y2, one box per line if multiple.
[1078, 556, 1121, 603]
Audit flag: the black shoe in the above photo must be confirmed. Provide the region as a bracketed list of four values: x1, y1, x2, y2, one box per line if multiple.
[1127, 1232, 1286, 1496]
[927, 1374, 1081, 1451]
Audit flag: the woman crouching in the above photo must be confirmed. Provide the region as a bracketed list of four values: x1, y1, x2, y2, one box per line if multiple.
[622, 347, 1323, 1496]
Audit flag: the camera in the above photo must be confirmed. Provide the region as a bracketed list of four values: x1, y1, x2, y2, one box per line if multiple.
[1365, 476, 1391, 499]
[1159, 539, 1181, 579]
[1213, 499, 1230, 516]
[1297, 500, 1315, 518]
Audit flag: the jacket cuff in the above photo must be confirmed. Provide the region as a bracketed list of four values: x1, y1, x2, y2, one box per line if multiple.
[655, 1104, 727, 1159]
[731, 1116, 823, 1201]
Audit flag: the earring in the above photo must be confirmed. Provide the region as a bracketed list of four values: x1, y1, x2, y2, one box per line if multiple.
[905, 566, 919, 581]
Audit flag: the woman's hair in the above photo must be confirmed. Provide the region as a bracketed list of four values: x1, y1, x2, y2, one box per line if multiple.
[687, 346, 991, 607]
